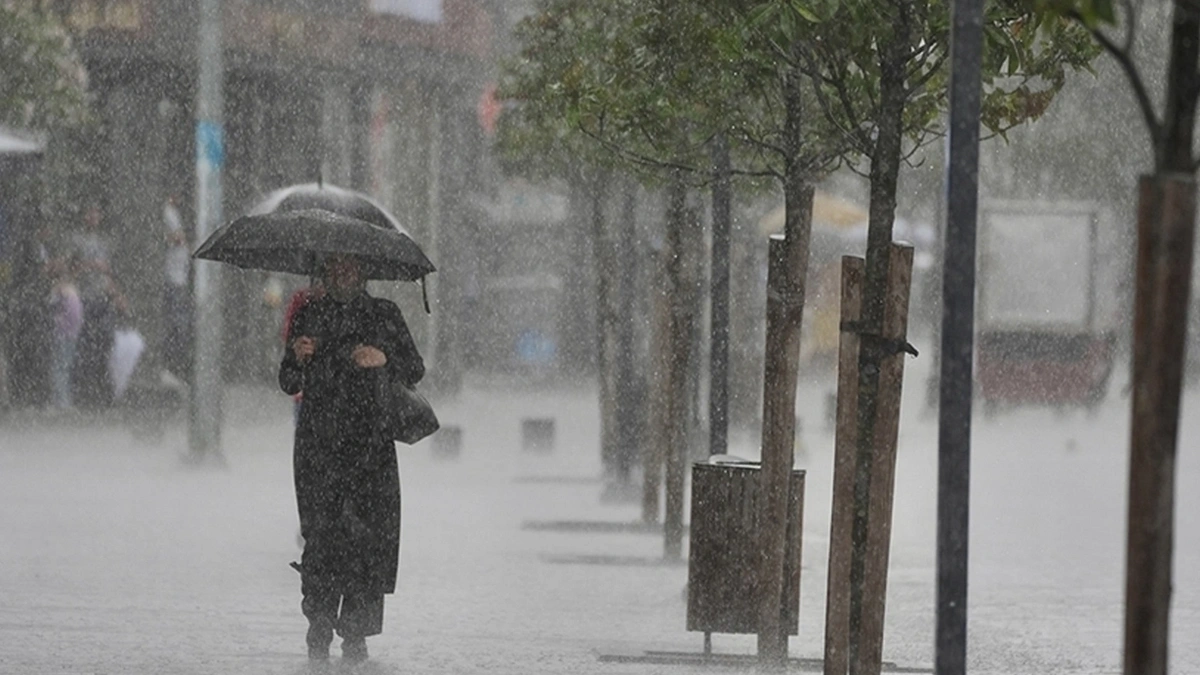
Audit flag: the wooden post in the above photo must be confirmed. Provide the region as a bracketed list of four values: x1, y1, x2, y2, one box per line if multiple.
[757, 182, 813, 666]
[855, 243, 915, 675]
[1125, 174, 1195, 675]
[824, 256, 865, 675]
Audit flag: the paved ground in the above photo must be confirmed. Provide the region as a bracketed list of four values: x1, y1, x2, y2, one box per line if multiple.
[1, 356, 1198, 675]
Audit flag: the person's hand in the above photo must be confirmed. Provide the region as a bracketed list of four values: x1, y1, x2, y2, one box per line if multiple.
[293, 336, 316, 363]
[352, 345, 387, 368]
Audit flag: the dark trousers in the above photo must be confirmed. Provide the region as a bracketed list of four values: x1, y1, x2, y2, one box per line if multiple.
[161, 285, 191, 379]
[302, 591, 385, 639]
[73, 300, 114, 409]
[298, 525, 386, 639]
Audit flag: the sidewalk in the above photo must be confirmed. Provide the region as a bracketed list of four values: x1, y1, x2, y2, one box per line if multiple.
[1, 368, 1198, 674]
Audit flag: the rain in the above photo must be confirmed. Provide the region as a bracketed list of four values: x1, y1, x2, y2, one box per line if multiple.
[1, 1, 1198, 674]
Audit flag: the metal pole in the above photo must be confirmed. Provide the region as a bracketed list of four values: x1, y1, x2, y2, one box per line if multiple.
[189, 0, 225, 464]
[937, 0, 983, 672]
[709, 133, 732, 457]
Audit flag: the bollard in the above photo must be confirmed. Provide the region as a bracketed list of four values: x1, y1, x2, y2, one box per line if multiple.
[521, 418, 555, 453]
[432, 425, 462, 460]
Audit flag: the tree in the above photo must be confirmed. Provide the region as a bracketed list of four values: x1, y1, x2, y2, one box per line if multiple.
[497, 0, 848, 551]
[693, 0, 1097, 669]
[0, 2, 87, 129]
[1032, 2, 1200, 674]
[498, 1, 677, 502]
[501, 0, 1100, 665]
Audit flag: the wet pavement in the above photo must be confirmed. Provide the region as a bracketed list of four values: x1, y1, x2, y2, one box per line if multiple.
[1, 357, 1198, 674]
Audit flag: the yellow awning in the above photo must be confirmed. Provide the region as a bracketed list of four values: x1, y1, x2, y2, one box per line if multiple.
[758, 191, 867, 235]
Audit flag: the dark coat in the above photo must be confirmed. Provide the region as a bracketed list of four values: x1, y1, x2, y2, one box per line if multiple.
[279, 292, 424, 597]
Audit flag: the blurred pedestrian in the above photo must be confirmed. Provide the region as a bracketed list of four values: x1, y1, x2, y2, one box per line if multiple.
[48, 255, 83, 410]
[161, 194, 192, 378]
[279, 253, 423, 663]
[70, 204, 127, 409]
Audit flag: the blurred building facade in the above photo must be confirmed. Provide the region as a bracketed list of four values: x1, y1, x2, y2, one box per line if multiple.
[38, 0, 499, 389]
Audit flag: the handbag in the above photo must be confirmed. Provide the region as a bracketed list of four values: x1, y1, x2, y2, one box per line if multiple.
[376, 373, 440, 445]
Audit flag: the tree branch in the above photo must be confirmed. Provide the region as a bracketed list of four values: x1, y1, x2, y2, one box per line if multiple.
[829, 59, 876, 152]
[903, 39, 937, 78]
[808, 74, 874, 156]
[730, 124, 788, 161]
[577, 124, 782, 181]
[1122, 0, 1137, 54]
[905, 51, 948, 97]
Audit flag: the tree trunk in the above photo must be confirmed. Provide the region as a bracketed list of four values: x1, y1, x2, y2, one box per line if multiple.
[847, 7, 912, 673]
[1157, 4, 1200, 173]
[710, 133, 733, 457]
[758, 59, 816, 668]
[664, 172, 699, 560]
[1124, 6, 1200, 675]
[643, 232, 670, 524]
[1124, 175, 1194, 675]
[614, 179, 641, 485]
[588, 168, 621, 484]
[563, 169, 596, 374]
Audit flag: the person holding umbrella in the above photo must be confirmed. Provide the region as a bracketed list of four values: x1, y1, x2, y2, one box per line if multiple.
[193, 183, 437, 662]
[279, 252, 424, 662]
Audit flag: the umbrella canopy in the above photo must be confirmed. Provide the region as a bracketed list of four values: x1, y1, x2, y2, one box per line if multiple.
[192, 208, 436, 281]
[250, 182, 408, 233]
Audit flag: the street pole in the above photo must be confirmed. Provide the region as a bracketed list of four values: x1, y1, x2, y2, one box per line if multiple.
[709, 133, 732, 458]
[937, 0, 983, 672]
[189, 0, 225, 464]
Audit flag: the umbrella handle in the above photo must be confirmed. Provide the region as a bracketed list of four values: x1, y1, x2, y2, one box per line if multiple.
[421, 277, 431, 314]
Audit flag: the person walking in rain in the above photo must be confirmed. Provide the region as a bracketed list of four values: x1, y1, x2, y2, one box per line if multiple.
[278, 253, 424, 663]
[161, 194, 192, 379]
[70, 204, 128, 408]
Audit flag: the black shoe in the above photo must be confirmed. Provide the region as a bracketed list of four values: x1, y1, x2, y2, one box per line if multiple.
[342, 636, 368, 663]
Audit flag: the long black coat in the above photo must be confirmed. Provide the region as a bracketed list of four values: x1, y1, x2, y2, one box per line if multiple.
[278, 292, 424, 597]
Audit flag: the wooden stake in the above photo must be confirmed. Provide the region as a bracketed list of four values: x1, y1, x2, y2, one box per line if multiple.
[855, 243, 914, 675]
[824, 256, 865, 675]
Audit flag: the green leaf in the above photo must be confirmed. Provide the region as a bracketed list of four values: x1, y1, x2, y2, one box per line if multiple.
[790, 0, 821, 23]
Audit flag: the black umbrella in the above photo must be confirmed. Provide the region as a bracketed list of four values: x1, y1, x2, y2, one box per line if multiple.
[249, 182, 405, 231]
[193, 208, 436, 282]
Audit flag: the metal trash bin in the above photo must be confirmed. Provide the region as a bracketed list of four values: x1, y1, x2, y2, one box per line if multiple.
[686, 459, 805, 636]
